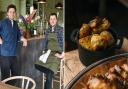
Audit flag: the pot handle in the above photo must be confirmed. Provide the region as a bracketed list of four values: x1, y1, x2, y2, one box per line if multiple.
[114, 36, 123, 49]
[70, 29, 79, 43]
[109, 28, 123, 49]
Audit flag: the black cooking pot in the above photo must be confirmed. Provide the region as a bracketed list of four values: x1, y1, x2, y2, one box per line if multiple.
[71, 28, 123, 66]
[65, 53, 128, 89]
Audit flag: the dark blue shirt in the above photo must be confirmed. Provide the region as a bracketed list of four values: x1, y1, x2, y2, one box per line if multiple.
[0, 18, 21, 56]
[42, 25, 64, 52]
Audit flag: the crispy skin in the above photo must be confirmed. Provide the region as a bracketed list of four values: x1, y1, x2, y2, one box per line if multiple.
[91, 34, 107, 51]
[79, 36, 92, 50]
[100, 31, 115, 46]
[87, 75, 117, 89]
[101, 18, 111, 30]
[87, 64, 128, 89]
[89, 17, 102, 29]
[79, 24, 91, 39]
[89, 18, 110, 34]
[79, 17, 114, 51]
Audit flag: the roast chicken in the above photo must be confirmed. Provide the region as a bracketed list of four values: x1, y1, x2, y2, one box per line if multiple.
[87, 64, 128, 89]
[79, 17, 114, 51]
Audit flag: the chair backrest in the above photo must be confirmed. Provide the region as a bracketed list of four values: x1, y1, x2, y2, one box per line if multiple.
[1, 76, 36, 89]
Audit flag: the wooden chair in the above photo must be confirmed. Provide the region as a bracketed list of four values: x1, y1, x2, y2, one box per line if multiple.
[1, 76, 36, 89]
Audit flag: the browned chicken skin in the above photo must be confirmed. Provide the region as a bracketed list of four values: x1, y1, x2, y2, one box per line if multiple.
[91, 34, 107, 51]
[79, 17, 114, 51]
[79, 24, 91, 39]
[87, 64, 128, 89]
[100, 31, 115, 46]
[79, 36, 92, 50]
[87, 75, 117, 89]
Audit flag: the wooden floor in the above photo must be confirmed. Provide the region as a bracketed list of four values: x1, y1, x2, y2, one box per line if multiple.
[64, 50, 85, 87]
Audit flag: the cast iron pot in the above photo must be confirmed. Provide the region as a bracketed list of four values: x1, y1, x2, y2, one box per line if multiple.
[71, 28, 123, 66]
[65, 53, 128, 89]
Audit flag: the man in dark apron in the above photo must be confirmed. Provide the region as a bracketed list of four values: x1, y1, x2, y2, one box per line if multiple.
[35, 13, 64, 89]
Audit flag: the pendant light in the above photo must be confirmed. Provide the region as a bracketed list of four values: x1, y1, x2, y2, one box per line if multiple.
[38, 0, 46, 4]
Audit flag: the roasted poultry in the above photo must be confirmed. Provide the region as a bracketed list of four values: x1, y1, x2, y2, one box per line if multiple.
[91, 34, 107, 51]
[79, 17, 114, 51]
[79, 36, 92, 50]
[87, 75, 118, 89]
[79, 24, 91, 39]
[86, 64, 128, 89]
[100, 31, 115, 46]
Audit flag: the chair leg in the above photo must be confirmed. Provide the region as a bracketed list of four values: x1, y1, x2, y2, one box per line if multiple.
[60, 69, 61, 89]
[42, 73, 45, 89]
[60, 59, 64, 89]
[52, 79, 53, 89]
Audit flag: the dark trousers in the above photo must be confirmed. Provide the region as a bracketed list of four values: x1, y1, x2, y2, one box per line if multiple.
[0, 56, 20, 86]
[35, 64, 54, 89]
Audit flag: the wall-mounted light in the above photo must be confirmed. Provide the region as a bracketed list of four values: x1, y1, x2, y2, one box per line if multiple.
[38, 0, 46, 4]
[55, 2, 63, 9]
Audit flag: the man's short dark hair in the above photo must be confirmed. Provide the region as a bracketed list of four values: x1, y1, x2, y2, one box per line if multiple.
[49, 13, 58, 19]
[7, 4, 16, 12]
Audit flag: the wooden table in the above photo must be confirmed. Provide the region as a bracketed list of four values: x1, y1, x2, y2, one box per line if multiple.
[0, 82, 21, 89]
[64, 50, 85, 87]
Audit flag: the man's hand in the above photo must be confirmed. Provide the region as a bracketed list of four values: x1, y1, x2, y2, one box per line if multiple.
[21, 37, 27, 47]
[55, 52, 65, 59]
[0, 37, 3, 44]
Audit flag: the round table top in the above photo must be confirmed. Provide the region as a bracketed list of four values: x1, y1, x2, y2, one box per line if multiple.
[0, 82, 21, 89]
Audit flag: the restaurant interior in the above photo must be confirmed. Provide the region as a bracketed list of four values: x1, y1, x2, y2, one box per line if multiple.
[0, 0, 64, 89]
[0, 0, 128, 89]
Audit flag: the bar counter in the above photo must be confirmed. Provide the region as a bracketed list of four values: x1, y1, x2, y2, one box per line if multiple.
[17, 36, 44, 89]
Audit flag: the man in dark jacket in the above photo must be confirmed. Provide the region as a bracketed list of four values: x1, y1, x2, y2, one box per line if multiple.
[0, 4, 27, 84]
